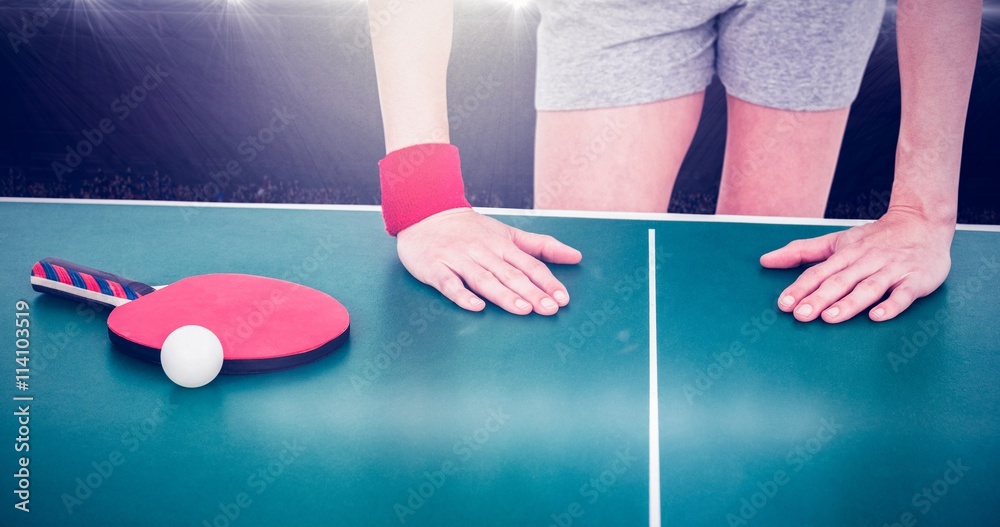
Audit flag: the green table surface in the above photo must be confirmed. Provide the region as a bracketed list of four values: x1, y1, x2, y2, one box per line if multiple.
[0, 200, 997, 526]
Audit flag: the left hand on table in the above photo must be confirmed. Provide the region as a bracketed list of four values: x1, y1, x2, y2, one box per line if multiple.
[760, 207, 956, 323]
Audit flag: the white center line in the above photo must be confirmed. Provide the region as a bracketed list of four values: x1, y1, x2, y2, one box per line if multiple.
[648, 228, 661, 526]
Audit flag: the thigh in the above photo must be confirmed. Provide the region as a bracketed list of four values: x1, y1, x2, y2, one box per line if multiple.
[535, 93, 705, 212]
[533, 1, 731, 211]
[715, 0, 886, 111]
[714, 0, 883, 216]
[535, 0, 730, 111]
[717, 94, 850, 217]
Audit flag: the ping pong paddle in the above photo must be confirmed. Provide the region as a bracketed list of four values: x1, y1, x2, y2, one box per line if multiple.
[30, 257, 349, 374]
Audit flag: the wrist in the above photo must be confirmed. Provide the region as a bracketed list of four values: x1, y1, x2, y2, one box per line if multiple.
[396, 207, 475, 237]
[379, 143, 472, 236]
[886, 200, 957, 228]
[889, 146, 961, 227]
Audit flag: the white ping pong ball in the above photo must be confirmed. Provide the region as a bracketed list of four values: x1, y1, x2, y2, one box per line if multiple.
[160, 325, 224, 388]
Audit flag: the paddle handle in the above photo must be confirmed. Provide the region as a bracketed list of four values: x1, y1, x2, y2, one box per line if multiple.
[30, 257, 156, 309]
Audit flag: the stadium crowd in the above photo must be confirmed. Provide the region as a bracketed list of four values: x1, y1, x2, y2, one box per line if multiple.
[2, 165, 996, 224]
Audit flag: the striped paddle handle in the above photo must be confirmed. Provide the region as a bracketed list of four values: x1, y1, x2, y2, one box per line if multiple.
[30, 258, 156, 309]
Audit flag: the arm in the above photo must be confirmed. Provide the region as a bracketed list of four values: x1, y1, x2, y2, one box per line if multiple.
[761, 0, 982, 323]
[369, 0, 452, 151]
[889, 0, 981, 225]
[368, 0, 581, 315]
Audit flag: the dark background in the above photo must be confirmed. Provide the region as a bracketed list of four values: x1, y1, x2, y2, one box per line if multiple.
[0, 0, 997, 221]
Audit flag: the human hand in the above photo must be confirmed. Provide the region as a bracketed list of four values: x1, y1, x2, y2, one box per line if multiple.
[396, 208, 583, 315]
[760, 208, 955, 323]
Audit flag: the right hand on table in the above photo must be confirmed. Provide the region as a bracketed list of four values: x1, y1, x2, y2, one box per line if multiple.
[395, 208, 582, 315]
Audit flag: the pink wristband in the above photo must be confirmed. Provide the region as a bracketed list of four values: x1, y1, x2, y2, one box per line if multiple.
[378, 143, 472, 236]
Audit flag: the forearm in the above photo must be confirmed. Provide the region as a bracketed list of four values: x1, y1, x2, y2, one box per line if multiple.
[892, 0, 982, 224]
[369, 0, 454, 153]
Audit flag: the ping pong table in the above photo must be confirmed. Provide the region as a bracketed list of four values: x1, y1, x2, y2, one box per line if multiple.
[1, 199, 998, 526]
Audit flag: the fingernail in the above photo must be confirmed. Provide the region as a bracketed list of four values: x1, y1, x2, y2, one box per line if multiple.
[469, 297, 484, 308]
[541, 298, 557, 310]
[795, 304, 813, 317]
[824, 306, 840, 319]
[553, 290, 569, 304]
[872, 307, 885, 320]
[514, 299, 531, 311]
[780, 295, 795, 307]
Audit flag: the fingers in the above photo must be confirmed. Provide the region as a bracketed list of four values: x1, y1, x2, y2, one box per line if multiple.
[760, 232, 839, 269]
[456, 262, 534, 315]
[785, 256, 882, 322]
[471, 248, 561, 315]
[775, 255, 853, 315]
[420, 257, 547, 316]
[511, 229, 583, 265]
[503, 250, 571, 307]
[397, 212, 580, 315]
[869, 281, 922, 322]
[423, 263, 486, 312]
[818, 271, 896, 323]
[432, 241, 568, 316]
[782, 261, 936, 324]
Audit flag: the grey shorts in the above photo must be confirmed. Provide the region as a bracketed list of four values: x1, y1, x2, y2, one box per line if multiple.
[535, 0, 886, 111]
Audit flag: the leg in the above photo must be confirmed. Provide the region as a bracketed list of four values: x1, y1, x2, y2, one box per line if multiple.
[717, 95, 850, 217]
[534, 92, 704, 212]
[712, 0, 885, 218]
